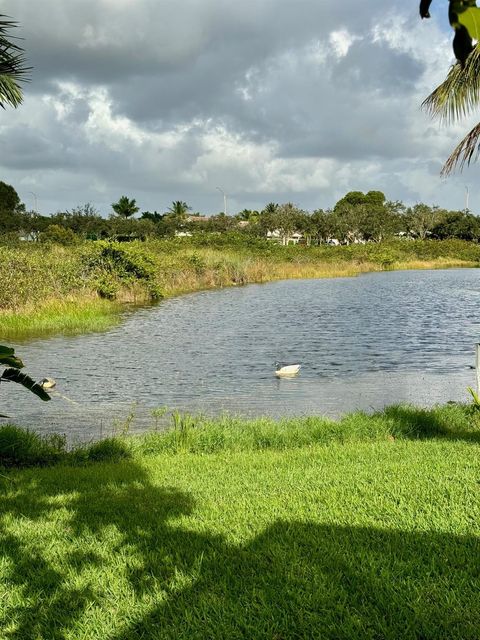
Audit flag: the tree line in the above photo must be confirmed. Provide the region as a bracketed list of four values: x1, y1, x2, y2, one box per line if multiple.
[1, 181, 479, 245]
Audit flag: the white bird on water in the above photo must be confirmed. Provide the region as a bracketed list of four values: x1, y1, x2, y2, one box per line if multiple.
[40, 377, 56, 390]
[275, 363, 301, 378]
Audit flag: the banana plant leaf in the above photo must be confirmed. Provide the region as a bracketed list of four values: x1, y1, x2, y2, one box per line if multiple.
[0, 345, 24, 369]
[0, 368, 51, 402]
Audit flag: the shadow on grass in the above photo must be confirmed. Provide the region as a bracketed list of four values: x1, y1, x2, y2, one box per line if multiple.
[0, 459, 479, 639]
[382, 404, 480, 444]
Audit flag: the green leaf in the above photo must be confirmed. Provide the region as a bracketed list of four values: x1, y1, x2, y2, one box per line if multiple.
[0, 346, 24, 369]
[1, 368, 51, 402]
[467, 386, 480, 406]
[0, 355, 24, 368]
[0, 346, 14, 356]
[458, 7, 480, 40]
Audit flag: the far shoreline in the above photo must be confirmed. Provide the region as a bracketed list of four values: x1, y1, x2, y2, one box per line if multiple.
[0, 238, 478, 340]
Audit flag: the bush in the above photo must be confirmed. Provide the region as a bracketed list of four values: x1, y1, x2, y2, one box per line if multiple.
[40, 224, 79, 246]
[83, 241, 162, 301]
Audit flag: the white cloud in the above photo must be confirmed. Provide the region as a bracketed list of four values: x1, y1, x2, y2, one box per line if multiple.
[0, 0, 476, 215]
[329, 29, 360, 58]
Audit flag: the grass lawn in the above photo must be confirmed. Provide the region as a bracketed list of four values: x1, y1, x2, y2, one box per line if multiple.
[0, 407, 479, 639]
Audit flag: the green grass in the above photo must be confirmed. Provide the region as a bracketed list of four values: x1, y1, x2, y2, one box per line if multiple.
[0, 298, 122, 340]
[1, 404, 480, 638]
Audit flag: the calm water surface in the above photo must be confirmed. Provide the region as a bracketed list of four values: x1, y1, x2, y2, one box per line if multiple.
[4, 269, 480, 442]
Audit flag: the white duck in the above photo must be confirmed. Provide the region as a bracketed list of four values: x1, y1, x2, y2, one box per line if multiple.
[275, 363, 301, 377]
[40, 377, 56, 390]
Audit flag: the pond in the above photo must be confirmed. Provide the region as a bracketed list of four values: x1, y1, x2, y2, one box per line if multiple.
[3, 268, 480, 442]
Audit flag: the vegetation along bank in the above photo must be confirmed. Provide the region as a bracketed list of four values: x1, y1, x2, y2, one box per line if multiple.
[1, 236, 479, 339]
[2, 182, 480, 338]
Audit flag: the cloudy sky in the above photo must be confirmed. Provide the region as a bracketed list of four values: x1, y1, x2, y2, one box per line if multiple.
[0, 0, 478, 216]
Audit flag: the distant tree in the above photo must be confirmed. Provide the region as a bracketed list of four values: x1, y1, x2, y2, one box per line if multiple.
[311, 209, 335, 244]
[273, 203, 303, 245]
[262, 202, 279, 215]
[295, 211, 315, 246]
[69, 202, 99, 217]
[20, 212, 50, 241]
[359, 193, 389, 242]
[0, 16, 30, 108]
[332, 190, 393, 243]
[334, 191, 366, 210]
[406, 203, 443, 239]
[50, 203, 107, 239]
[331, 202, 363, 243]
[111, 196, 140, 219]
[364, 190, 386, 207]
[258, 203, 279, 236]
[141, 211, 165, 223]
[191, 213, 236, 234]
[0, 180, 21, 213]
[168, 201, 191, 218]
[431, 210, 480, 240]
[236, 209, 260, 224]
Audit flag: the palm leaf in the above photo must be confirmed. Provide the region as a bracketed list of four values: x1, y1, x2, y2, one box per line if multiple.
[422, 46, 480, 123]
[422, 43, 480, 175]
[0, 74, 24, 108]
[441, 121, 480, 176]
[0, 15, 30, 109]
[0, 368, 51, 402]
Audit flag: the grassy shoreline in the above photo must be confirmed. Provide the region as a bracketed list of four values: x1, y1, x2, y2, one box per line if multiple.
[1, 404, 479, 638]
[1, 402, 479, 467]
[0, 238, 478, 339]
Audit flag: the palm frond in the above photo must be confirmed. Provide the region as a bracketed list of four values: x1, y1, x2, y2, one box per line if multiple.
[422, 46, 480, 123]
[0, 15, 30, 108]
[441, 121, 480, 176]
[0, 74, 23, 108]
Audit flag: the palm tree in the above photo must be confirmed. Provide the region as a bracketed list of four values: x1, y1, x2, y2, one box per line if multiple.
[0, 16, 30, 109]
[111, 196, 140, 219]
[421, 2, 480, 174]
[167, 201, 191, 218]
[262, 202, 279, 215]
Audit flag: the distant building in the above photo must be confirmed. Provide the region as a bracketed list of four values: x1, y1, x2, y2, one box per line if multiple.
[266, 230, 303, 245]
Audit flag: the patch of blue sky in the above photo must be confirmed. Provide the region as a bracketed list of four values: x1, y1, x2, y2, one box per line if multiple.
[427, 0, 453, 32]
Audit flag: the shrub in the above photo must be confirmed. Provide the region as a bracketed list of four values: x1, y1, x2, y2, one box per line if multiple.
[40, 224, 79, 246]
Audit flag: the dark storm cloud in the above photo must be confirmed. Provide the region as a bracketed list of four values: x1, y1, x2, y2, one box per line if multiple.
[0, 0, 469, 214]
[10, 0, 396, 86]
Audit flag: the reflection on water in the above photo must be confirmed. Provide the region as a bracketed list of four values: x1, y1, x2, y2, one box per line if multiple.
[3, 269, 480, 441]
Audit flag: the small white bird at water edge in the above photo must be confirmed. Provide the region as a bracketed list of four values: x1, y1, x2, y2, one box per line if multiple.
[275, 363, 301, 377]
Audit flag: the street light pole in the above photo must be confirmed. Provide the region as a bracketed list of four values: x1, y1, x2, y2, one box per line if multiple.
[29, 191, 38, 213]
[216, 186, 227, 215]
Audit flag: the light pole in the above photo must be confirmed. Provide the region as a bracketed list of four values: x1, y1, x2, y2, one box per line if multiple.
[29, 191, 38, 213]
[216, 186, 227, 215]
[465, 185, 470, 211]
